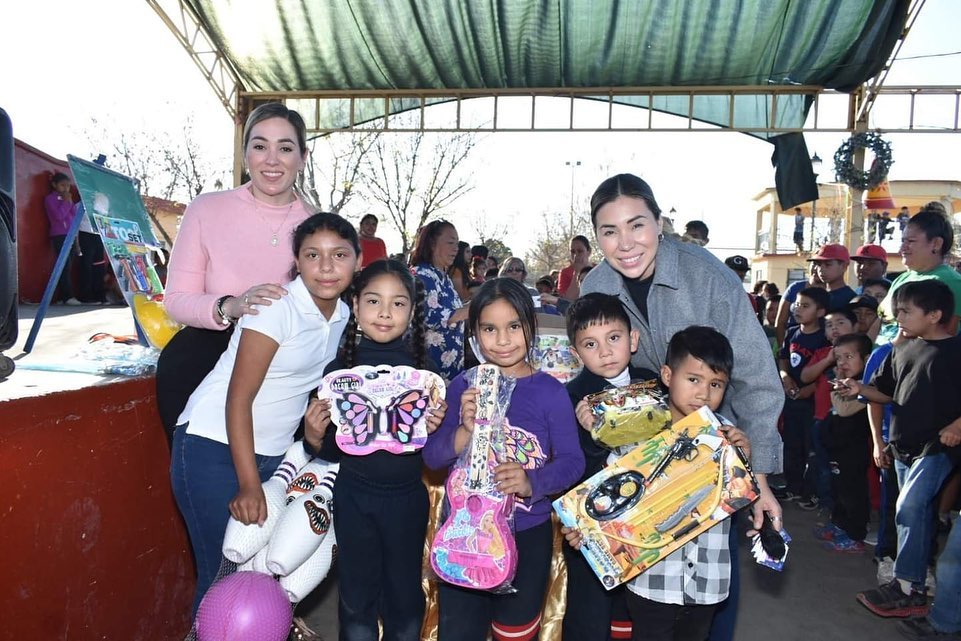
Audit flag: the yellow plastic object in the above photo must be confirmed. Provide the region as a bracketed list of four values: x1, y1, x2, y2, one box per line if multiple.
[585, 380, 672, 447]
[133, 294, 181, 349]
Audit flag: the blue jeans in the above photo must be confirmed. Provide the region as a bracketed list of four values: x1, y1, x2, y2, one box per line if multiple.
[170, 426, 283, 614]
[893, 453, 953, 587]
[929, 511, 961, 632]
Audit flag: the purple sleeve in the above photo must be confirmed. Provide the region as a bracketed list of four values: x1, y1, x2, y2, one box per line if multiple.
[422, 373, 469, 470]
[525, 379, 585, 501]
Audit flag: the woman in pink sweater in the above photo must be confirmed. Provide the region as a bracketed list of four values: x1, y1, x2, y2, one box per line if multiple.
[157, 103, 314, 439]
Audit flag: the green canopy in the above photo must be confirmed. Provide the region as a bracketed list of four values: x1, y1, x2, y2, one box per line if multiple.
[186, 0, 908, 133]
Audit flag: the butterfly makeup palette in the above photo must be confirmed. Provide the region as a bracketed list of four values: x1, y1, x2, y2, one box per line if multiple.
[318, 365, 446, 456]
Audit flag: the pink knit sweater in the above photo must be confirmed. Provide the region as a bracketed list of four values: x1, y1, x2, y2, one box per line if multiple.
[164, 184, 312, 330]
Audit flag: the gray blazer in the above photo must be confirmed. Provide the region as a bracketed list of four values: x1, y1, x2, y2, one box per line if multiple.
[581, 236, 784, 474]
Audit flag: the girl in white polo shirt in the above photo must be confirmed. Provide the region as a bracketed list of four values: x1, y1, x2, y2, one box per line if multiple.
[170, 212, 360, 613]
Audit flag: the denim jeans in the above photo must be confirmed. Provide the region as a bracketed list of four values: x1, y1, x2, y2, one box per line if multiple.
[893, 453, 953, 587]
[929, 512, 961, 632]
[170, 425, 284, 614]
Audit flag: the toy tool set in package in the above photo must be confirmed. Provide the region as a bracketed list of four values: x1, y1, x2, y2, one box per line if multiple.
[317, 365, 446, 456]
[553, 406, 759, 589]
[584, 380, 672, 447]
[431, 364, 518, 592]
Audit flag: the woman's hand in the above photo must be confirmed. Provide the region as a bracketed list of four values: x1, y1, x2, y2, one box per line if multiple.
[561, 525, 585, 550]
[225, 283, 288, 319]
[229, 483, 268, 526]
[426, 398, 448, 434]
[304, 398, 332, 451]
[494, 462, 532, 498]
[575, 399, 595, 432]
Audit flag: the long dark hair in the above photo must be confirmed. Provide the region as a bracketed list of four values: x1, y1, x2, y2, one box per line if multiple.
[409, 220, 455, 268]
[288, 212, 361, 281]
[450, 240, 471, 289]
[339, 259, 428, 369]
[908, 205, 954, 257]
[467, 278, 537, 363]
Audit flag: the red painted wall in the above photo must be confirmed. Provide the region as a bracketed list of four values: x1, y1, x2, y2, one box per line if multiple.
[13, 139, 75, 303]
[0, 377, 194, 639]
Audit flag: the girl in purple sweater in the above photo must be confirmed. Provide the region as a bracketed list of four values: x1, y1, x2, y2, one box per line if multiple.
[423, 278, 584, 641]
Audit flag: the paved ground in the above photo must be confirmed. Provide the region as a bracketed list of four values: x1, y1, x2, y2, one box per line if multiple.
[1, 306, 925, 640]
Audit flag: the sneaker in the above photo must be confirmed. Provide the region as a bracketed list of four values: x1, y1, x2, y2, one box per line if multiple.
[290, 617, 325, 641]
[780, 491, 802, 502]
[897, 616, 961, 640]
[864, 530, 879, 546]
[927, 567, 937, 597]
[814, 522, 845, 541]
[877, 556, 896, 585]
[797, 496, 820, 511]
[823, 535, 866, 554]
[65, 297, 82, 306]
[857, 579, 929, 618]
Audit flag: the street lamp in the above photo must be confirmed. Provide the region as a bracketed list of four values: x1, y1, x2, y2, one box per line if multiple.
[809, 152, 822, 252]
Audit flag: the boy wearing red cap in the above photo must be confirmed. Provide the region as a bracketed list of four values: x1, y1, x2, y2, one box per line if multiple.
[851, 244, 890, 293]
[808, 244, 857, 311]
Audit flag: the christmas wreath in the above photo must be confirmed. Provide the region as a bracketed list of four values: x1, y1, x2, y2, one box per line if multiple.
[832, 131, 893, 190]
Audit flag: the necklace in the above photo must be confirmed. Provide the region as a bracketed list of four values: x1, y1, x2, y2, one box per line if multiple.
[253, 198, 295, 247]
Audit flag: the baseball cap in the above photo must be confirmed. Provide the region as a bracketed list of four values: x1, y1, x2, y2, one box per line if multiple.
[848, 295, 879, 312]
[851, 244, 888, 262]
[724, 255, 749, 271]
[807, 244, 850, 262]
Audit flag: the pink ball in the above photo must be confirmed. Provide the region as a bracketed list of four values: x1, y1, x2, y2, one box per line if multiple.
[196, 571, 292, 641]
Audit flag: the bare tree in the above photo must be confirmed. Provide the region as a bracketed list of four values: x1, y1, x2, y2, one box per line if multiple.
[85, 115, 226, 246]
[302, 128, 380, 214]
[525, 209, 594, 278]
[360, 115, 480, 253]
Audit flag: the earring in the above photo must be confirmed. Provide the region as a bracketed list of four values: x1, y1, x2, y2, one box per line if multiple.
[355, 324, 363, 343]
[658, 233, 664, 241]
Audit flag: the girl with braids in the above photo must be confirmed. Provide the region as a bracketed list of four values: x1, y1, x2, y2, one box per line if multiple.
[308, 258, 448, 641]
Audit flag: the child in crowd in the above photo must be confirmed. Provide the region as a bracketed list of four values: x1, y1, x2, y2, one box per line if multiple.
[862, 278, 892, 305]
[798, 308, 857, 511]
[808, 244, 858, 310]
[561, 293, 658, 640]
[848, 295, 880, 336]
[170, 213, 358, 613]
[566, 326, 753, 641]
[814, 333, 874, 553]
[838, 280, 961, 618]
[310, 259, 447, 641]
[778, 287, 830, 501]
[423, 277, 585, 641]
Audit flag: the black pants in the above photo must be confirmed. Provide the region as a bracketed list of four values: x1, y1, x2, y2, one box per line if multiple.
[155, 325, 232, 446]
[77, 231, 105, 303]
[437, 519, 552, 641]
[50, 235, 74, 302]
[625, 594, 717, 641]
[562, 541, 631, 640]
[828, 414, 871, 542]
[333, 473, 429, 641]
[782, 397, 814, 495]
[877, 463, 900, 559]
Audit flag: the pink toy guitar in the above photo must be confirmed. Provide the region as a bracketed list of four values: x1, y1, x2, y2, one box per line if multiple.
[431, 364, 518, 590]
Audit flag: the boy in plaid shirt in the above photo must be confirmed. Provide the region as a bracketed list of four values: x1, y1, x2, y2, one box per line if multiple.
[566, 326, 754, 640]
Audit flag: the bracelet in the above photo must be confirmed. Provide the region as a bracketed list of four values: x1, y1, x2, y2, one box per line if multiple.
[215, 295, 236, 326]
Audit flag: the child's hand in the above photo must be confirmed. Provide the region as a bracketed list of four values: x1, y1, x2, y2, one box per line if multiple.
[833, 378, 860, 398]
[721, 425, 752, 461]
[795, 383, 815, 400]
[873, 440, 892, 469]
[230, 484, 268, 526]
[494, 462, 532, 498]
[561, 525, 585, 550]
[575, 399, 594, 432]
[304, 398, 331, 451]
[459, 388, 479, 434]
[940, 422, 961, 447]
[426, 398, 448, 434]
[780, 374, 799, 399]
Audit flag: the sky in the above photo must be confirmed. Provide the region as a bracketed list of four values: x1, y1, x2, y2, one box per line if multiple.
[3, 0, 960, 264]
